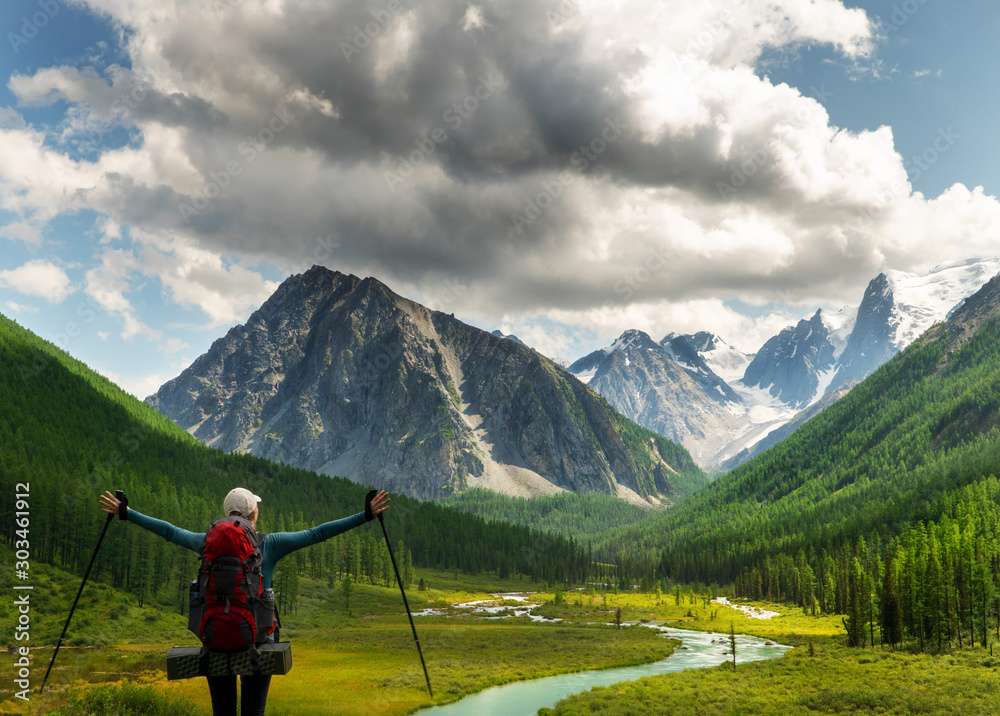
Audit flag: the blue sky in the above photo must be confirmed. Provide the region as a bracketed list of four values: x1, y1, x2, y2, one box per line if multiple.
[1, 0, 1000, 395]
[763, 0, 1000, 198]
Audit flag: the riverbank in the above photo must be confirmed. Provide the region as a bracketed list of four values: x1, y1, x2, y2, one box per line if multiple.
[419, 625, 788, 716]
[543, 633, 1000, 715]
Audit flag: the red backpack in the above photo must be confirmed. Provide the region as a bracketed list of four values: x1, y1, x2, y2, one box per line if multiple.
[188, 516, 277, 653]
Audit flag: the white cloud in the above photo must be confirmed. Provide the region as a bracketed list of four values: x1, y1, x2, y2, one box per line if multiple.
[133, 230, 280, 327]
[0, 221, 43, 245]
[0, 260, 73, 303]
[84, 249, 162, 341]
[461, 5, 491, 32]
[0, 0, 996, 358]
[0, 107, 26, 131]
[97, 367, 167, 399]
[542, 297, 801, 355]
[4, 300, 39, 314]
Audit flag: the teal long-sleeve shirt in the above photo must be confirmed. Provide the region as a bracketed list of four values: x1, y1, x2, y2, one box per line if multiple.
[127, 508, 368, 588]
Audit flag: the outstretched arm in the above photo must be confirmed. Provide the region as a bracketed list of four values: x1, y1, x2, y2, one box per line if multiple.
[99, 490, 204, 553]
[264, 491, 390, 563]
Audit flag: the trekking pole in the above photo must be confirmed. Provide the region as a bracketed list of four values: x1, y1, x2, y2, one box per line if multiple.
[367, 490, 433, 697]
[41, 490, 126, 692]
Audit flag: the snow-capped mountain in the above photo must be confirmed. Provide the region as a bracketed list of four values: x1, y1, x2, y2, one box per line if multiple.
[888, 258, 1000, 347]
[682, 332, 755, 384]
[567, 257, 1000, 470]
[831, 258, 1000, 391]
[661, 333, 742, 404]
[567, 330, 745, 464]
[491, 329, 527, 346]
[742, 306, 856, 409]
[568, 329, 655, 384]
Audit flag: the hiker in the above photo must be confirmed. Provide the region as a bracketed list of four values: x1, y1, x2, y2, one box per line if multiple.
[98, 487, 390, 716]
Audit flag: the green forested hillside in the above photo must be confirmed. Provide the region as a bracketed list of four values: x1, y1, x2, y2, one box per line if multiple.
[607, 276, 1000, 648]
[439, 488, 649, 541]
[0, 313, 594, 623]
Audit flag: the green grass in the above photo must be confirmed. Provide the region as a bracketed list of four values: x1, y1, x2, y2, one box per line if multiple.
[542, 593, 1000, 716]
[0, 543, 192, 649]
[43, 681, 202, 715]
[543, 635, 1000, 715]
[530, 589, 845, 643]
[160, 619, 673, 716]
[13, 562, 1000, 716]
[0, 564, 675, 715]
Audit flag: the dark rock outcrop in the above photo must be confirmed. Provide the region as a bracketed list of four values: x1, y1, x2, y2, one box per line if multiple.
[147, 267, 705, 502]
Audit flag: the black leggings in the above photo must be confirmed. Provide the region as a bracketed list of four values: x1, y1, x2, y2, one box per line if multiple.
[206, 674, 272, 716]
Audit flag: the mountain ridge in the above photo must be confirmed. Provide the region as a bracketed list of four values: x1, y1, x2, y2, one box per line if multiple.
[567, 258, 1000, 469]
[148, 267, 706, 503]
[595, 267, 1000, 573]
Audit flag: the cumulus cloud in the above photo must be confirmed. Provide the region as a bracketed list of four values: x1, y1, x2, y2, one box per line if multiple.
[84, 249, 162, 341]
[0, 260, 73, 303]
[0, 221, 43, 245]
[134, 230, 281, 327]
[1, 0, 998, 354]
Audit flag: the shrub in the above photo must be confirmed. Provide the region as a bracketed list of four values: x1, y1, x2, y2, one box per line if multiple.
[58, 682, 201, 716]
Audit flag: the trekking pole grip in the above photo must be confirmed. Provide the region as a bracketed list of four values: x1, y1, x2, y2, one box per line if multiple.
[116, 489, 128, 520]
[365, 489, 380, 522]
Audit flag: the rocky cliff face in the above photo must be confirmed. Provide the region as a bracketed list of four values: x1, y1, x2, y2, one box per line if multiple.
[563, 259, 999, 470]
[661, 333, 742, 404]
[568, 330, 746, 465]
[828, 274, 897, 392]
[742, 309, 847, 409]
[147, 267, 705, 503]
[831, 259, 1000, 391]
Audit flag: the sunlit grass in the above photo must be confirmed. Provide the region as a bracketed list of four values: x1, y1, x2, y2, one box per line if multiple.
[543, 633, 1000, 716]
[542, 592, 1000, 715]
[2, 568, 675, 715]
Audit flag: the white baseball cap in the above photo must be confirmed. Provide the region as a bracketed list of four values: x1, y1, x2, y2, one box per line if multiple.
[223, 487, 261, 518]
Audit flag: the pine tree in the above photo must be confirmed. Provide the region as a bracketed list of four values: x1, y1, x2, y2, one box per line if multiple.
[881, 557, 903, 650]
[843, 557, 866, 648]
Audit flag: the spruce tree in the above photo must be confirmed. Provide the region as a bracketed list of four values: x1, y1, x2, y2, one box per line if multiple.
[881, 558, 903, 650]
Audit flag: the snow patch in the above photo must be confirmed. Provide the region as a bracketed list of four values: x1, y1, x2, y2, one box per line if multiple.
[699, 337, 754, 384]
[885, 256, 1000, 349]
[808, 367, 838, 407]
[819, 306, 857, 360]
[729, 381, 798, 426]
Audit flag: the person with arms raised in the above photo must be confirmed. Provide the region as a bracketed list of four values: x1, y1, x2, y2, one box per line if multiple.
[99, 487, 389, 716]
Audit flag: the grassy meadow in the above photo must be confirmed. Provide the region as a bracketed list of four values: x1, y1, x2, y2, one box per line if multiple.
[542, 591, 1000, 715]
[0, 564, 675, 715]
[8, 554, 1000, 716]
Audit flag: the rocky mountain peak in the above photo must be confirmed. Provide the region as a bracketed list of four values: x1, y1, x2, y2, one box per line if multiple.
[147, 269, 705, 503]
[610, 329, 659, 352]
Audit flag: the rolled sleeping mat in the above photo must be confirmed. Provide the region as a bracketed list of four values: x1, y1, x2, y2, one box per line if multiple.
[166, 642, 292, 680]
